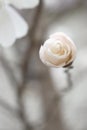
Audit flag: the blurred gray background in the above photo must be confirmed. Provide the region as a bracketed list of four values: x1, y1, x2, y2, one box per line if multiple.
[0, 0, 87, 130]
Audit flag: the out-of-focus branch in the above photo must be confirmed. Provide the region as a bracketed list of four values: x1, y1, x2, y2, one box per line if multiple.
[0, 1, 43, 129]
[0, 98, 19, 117]
[21, 0, 43, 85]
[17, 1, 43, 130]
[0, 55, 18, 87]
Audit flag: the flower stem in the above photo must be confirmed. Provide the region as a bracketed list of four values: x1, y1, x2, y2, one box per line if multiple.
[64, 65, 73, 92]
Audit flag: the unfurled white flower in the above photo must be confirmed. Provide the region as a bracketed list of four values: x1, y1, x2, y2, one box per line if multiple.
[39, 32, 76, 67]
[0, 0, 39, 47]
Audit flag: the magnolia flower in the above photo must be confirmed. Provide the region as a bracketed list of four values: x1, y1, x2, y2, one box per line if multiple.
[0, 0, 39, 47]
[39, 32, 76, 67]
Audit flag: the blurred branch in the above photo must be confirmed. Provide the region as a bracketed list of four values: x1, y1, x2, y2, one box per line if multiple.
[0, 1, 43, 129]
[0, 53, 18, 88]
[17, 1, 43, 130]
[21, 0, 43, 84]
[40, 69, 65, 130]
[0, 98, 19, 117]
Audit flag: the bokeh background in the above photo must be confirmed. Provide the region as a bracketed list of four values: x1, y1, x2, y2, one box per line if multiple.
[0, 0, 87, 130]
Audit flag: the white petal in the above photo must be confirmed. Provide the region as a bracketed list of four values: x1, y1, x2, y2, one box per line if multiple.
[46, 48, 67, 67]
[7, 6, 29, 38]
[44, 38, 57, 48]
[39, 46, 54, 67]
[50, 32, 77, 62]
[9, 0, 39, 9]
[0, 6, 16, 47]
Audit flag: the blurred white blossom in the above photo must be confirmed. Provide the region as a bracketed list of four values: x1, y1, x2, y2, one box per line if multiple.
[0, 0, 39, 47]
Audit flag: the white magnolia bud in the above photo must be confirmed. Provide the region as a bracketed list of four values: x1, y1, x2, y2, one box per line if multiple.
[39, 32, 76, 67]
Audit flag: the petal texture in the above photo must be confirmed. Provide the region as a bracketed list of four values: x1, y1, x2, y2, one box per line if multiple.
[39, 32, 76, 67]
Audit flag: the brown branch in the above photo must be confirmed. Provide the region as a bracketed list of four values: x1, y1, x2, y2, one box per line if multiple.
[22, 0, 43, 82]
[17, 1, 43, 130]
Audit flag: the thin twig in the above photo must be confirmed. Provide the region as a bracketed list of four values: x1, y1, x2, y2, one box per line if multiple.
[64, 66, 73, 92]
